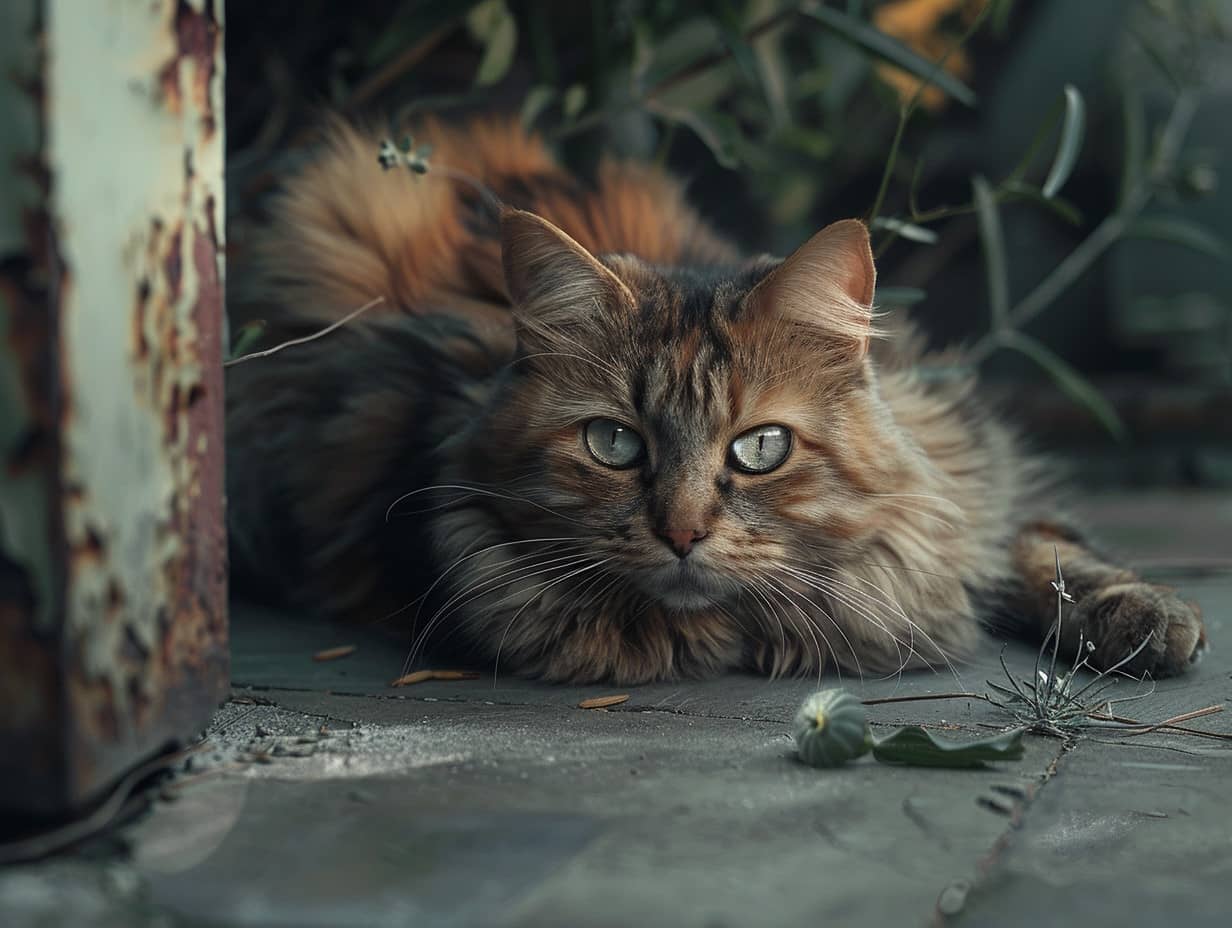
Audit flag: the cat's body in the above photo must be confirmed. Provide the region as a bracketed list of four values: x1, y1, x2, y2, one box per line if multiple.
[226, 117, 1205, 684]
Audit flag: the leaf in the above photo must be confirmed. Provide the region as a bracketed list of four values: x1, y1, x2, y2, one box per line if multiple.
[520, 85, 557, 129]
[990, 0, 1016, 36]
[996, 331, 1128, 442]
[364, 2, 486, 68]
[999, 180, 1083, 226]
[1130, 28, 1183, 91]
[776, 126, 834, 160]
[1124, 217, 1230, 259]
[871, 726, 1026, 768]
[562, 84, 588, 121]
[467, 0, 518, 88]
[801, 6, 977, 108]
[871, 217, 938, 244]
[1119, 87, 1146, 208]
[228, 320, 267, 360]
[630, 19, 655, 92]
[1006, 95, 1064, 184]
[876, 287, 927, 306]
[647, 103, 741, 169]
[714, 1, 763, 89]
[972, 175, 1009, 329]
[1041, 85, 1085, 198]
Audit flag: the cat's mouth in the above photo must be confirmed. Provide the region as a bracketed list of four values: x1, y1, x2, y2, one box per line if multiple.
[636, 559, 738, 612]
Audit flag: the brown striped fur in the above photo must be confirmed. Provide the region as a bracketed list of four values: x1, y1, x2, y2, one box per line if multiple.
[226, 117, 1205, 684]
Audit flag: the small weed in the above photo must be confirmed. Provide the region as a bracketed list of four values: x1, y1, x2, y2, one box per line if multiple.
[986, 547, 1157, 738]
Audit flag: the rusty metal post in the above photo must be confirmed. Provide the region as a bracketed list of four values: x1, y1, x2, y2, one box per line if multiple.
[0, 0, 228, 819]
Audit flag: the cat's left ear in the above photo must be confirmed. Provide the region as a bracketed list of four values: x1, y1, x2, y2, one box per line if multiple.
[500, 207, 633, 339]
[744, 219, 875, 357]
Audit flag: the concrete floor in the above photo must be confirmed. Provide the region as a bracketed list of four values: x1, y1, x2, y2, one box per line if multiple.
[2, 491, 1231, 927]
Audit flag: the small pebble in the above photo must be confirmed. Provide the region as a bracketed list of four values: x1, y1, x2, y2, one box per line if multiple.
[937, 879, 970, 915]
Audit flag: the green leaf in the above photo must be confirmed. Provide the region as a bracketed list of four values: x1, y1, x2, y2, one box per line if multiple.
[1041, 85, 1085, 199]
[1130, 28, 1183, 91]
[877, 287, 928, 306]
[990, 0, 1016, 36]
[776, 126, 834, 160]
[630, 19, 655, 92]
[871, 217, 938, 244]
[1006, 95, 1064, 184]
[468, 0, 518, 88]
[996, 331, 1128, 442]
[715, 1, 763, 90]
[228, 320, 267, 361]
[520, 85, 557, 130]
[647, 103, 741, 170]
[562, 84, 588, 121]
[999, 180, 1083, 226]
[1119, 87, 1146, 208]
[871, 726, 1026, 768]
[800, 6, 977, 108]
[364, 2, 486, 68]
[1123, 217, 1230, 259]
[973, 175, 1009, 329]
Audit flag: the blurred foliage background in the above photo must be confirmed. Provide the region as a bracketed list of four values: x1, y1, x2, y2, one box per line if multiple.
[227, 0, 1232, 484]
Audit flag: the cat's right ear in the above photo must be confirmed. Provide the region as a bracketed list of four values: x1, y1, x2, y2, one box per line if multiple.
[743, 219, 876, 357]
[500, 208, 632, 342]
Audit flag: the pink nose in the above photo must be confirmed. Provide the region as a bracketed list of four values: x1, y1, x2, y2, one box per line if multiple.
[656, 527, 708, 558]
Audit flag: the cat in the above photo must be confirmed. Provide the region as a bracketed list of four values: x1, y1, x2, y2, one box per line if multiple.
[225, 116, 1206, 684]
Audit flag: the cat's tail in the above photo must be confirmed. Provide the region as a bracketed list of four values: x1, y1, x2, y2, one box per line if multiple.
[240, 116, 562, 330]
[236, 114, 738, 334]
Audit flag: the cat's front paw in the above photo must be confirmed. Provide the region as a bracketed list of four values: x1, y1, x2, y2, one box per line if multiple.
[1079, 582, 1206, 678]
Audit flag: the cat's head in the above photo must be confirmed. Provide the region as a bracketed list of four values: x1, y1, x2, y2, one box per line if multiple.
[474, 208, 916, 615]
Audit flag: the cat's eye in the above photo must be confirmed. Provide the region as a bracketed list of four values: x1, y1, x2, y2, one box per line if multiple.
[584, 418, 645, 468]
[729, 425, 792, 474]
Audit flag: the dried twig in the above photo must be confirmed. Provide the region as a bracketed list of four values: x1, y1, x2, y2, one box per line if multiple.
[861, 692, 989, 706]
[224, 296, 385, 367]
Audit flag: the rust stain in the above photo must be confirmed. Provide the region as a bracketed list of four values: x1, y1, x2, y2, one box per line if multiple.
[158, 0, 220, 138]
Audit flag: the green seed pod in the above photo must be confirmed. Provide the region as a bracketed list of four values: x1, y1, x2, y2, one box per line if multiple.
[793, 689, 873, 768]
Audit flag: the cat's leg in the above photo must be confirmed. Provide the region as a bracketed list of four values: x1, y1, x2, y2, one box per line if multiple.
[1007, 520, 1206, 677]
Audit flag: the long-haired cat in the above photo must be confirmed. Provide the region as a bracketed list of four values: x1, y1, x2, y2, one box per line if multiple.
[226, 117, 1205, 684]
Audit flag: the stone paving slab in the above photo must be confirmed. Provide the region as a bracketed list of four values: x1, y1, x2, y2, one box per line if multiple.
[2, 492, 1231, 927]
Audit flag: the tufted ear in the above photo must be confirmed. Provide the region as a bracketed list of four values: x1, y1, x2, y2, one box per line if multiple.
[500, 207, 632, 345]
[744, 219, 876, 357]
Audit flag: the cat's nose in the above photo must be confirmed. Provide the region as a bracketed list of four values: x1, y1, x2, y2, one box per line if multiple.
[655, 527, 708, 558]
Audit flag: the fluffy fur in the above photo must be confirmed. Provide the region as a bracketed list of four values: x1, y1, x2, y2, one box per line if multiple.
[226, 117, 1206, 684]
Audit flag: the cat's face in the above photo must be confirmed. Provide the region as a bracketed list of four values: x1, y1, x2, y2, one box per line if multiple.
[474, 210, 909, 618]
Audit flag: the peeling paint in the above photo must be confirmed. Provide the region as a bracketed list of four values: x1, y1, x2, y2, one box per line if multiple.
[0, 0, 227, 817]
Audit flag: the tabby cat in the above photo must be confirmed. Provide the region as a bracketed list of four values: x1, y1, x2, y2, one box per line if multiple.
[226, 117, 1205, 684]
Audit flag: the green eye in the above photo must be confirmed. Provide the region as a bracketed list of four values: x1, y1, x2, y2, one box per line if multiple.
[730, 424, 792, 474]
[584, 418, 645, 468]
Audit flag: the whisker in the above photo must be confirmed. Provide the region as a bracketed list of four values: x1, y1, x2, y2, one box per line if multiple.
[379, 536, 584, 625]
[493, 558, 612, 685]
[386, 484, 593, 527]
[778, 564, 910, 680]
[403, 549, 594, 674]
[763, 572, 862, 686]
[780, 561, 963, 684]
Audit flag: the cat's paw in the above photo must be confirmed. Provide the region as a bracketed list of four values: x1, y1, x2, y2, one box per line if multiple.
[1078, 582, 1206, 678]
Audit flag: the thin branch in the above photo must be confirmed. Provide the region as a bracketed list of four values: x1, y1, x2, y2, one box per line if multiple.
[224, 296, 386, 368]
[861, 691, 989, 706]
[552, 6, 797, 141]
[866, 3, 993, 226]
[963, 89, 1200, 366]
